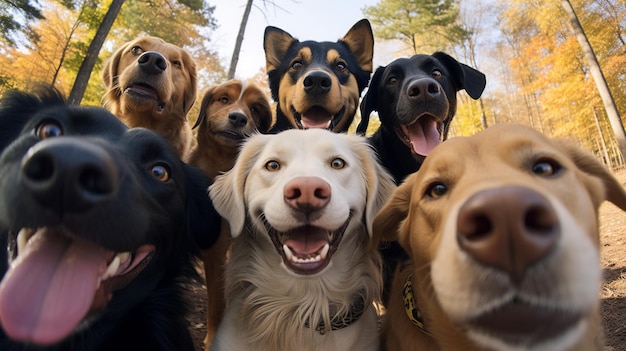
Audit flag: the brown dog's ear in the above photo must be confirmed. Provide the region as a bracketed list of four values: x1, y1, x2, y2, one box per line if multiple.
[372, 172, 414, 250]
[264, 26, 297, 73]
[192, 86, 216, 130]
[341, 19, 374, 73]
[209, 134, 268, 236]
[558, 140, 626, 211]
[102, 41, 131, 92]
[181, 50, 198, 117]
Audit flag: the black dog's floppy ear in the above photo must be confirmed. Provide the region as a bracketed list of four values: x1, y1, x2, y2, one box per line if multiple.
[183, 163, 221, 250]
[356, 65, 386, 135]
[432, 51, 486, 100]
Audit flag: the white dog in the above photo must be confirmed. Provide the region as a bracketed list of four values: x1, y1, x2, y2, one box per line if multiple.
[208, 129, 395, 351]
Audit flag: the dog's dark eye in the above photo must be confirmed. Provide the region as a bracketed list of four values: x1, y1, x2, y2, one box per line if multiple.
[265, 160, 280, 171]
[218, 96, 230, 105]
[330, 158, 345, 169]
[150, 163, 171, 182]
[171, 60, 182, 69]
[335, 61, 346, 71]
[425, 182, 447, 198]
[291, 61, 303, 70]
[36, 121, 63, 139]
[532, 160, 561, 177]
[432, 69, 442, 79]
[386, 77, 398, 86]
[130, 46, 143, 55]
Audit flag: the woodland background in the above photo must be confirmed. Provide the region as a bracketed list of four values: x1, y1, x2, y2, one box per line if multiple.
[1, 0, 626, 170]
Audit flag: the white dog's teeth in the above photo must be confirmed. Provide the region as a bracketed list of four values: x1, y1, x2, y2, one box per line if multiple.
[320, 244, 330, 260]
[17, 229, 29, 254]
[283, 245, 294, 261]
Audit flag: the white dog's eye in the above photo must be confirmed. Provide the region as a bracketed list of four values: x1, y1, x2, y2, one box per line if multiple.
[265, 160, 281, 171]
[330, 158, 346, 169]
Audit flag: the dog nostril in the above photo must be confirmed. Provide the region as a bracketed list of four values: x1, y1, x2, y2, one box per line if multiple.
[427, 82, 440, 94]
[525, 206, 558, 233]
[320, 77, 331, 89]
[459, 213, 492, 241]
[303, 76, 314, 88]
[23, 152, 56, 183]
[79, 165, 114, 195]
[228, 112, 249, 128]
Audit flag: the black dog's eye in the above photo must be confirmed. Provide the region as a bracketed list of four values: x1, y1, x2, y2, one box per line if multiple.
[386, 77, 398, 86]
[265, 160, 280, 171]
[330, 157, 346, 169]
[425, 182, 448, 198]
[291, 61, 303, 70]
[130, 46, 143, 55]
[150, 163, 171, 182]
[532, 159, 561, 177]
[36, 121, 63, 139]
[432, 69, 442, 79]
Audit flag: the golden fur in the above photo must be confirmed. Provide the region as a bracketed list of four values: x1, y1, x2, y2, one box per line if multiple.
[186, 79, 272, 349]
[209, 129, 395, 350]
[102, 35, 197, 159]
[375, 123, 626, 351]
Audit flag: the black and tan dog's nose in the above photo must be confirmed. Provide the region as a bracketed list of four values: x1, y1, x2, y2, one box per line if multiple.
[303, 71, 332, 95]
[284, 176, 331, 214]
[21, 138, 119, 213]
[456, 186, 560, 284]
[138, 51, 168, 74]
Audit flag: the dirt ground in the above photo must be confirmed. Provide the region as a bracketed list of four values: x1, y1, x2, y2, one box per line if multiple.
[185, 169, 626, 351]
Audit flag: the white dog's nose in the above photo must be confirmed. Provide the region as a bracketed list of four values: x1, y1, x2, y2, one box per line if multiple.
[284, 176, 331, 214]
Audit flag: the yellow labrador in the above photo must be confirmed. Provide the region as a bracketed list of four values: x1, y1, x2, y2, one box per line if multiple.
[375, 123, 626, 351]
[209, 129, 395, 351]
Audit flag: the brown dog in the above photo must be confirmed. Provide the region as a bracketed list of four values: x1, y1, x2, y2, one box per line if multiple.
[102, 35, 197, 159]
[374, 123, 626, 351]
[187, 79, 272, 349]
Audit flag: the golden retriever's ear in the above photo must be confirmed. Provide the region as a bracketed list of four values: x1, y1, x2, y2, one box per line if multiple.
[558, 140, 626, 211]
[102, 42, 130, 91]
[192, 86, 215, 130]
[263, 26, 296, 73]
[182, 51, 198, 116]
[341, 19, 374, 73]
[209, 134, 267, 236]
[372, 173, 414, 249]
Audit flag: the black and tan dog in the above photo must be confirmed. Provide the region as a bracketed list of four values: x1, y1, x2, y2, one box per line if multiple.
[264, 19, 374, 133]
[0, 86, 220, 351]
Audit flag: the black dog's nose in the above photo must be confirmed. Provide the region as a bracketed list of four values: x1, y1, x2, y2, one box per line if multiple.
[228, 112, 249, 128]
[138, 51, 168, 74]
[303, 71, 332, 95]
[21, 138, 119, 213]
[406, 78, 442, 102]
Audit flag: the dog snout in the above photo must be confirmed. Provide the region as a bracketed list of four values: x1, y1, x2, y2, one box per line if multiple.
[407, 78, 441, 102]
[138, 51, 168, 74]
[21, 139, 118, 212]
[228, 111, 249, 128]
[284, 176, 331, 214]
[303, 71, 332, 95]
[456, 186, 560, 284]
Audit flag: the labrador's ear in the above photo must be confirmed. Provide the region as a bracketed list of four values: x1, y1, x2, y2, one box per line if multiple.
[432, 51, 486, 100]
[357, 65, 386, 135]
[372, 172, 415, 252]
[182, 163, 221, 250]
[209, 134, 268, 236]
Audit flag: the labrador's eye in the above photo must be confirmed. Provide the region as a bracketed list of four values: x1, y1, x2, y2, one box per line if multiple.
[432, 69, 442, 79]
[425, 182, 447, 198]
[150, 163, 171, 182]
[36, 121, 63, 139]
[532, 159, 561, 177]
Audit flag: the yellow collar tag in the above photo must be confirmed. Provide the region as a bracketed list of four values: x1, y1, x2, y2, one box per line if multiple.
[403, 273, 432, 336]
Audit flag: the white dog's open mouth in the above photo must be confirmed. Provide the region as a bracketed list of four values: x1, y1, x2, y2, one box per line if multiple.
[264, 215, 351, 275]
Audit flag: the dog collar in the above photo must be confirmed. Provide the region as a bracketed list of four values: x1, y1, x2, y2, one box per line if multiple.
[403, 273, 432, 336]
[305, 294, 366, 335]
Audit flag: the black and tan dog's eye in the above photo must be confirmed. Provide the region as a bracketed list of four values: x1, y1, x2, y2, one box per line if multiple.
[335, 61, 347, 71]
[150, 163, 171, 182]
[425, 182, 448, 198]
[330, 157, 346, 169]
[291, 61, 303, 70]
[36, 121, 63, 139]
[532, 159, 561, 177]
[265, 160, 280, 171]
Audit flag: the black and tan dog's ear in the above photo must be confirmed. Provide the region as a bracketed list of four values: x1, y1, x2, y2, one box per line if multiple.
[356, 65, 386, 135]
[264, 26, 297, 73]
[182, 163, 221, 250]
[372, 172, 414, 250]
[192, 86, 216, 129]
[432, 51, 486, 100]
[341, 19, 374, 73]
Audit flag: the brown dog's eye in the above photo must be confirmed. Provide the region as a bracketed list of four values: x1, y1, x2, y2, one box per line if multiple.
[36, 121, 63, 139]
[130, 46, 143, 55]
[532, 160, 560, 177]
[425, 182, 447, 198]
[265, 160, 280, 171]
[150, 164, 171, 182]
[330, 158, 346, 169]
[432, 69, 442, 79]
[171, 60, 182, 69]
[218, 96, 230, 105]
[386, 77, 398, 86]
[291, 61, 303, 70]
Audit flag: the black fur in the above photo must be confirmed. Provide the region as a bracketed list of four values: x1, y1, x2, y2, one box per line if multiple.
[0, 86, 220, 350]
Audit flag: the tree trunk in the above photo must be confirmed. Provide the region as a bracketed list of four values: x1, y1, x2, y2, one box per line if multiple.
[68, 0, 126, 105]
[561, 0, 626, 159]
[227, 0, 253, 80]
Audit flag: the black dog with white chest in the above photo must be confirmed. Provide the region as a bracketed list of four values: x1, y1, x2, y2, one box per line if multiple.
[0, 86, 220, 351]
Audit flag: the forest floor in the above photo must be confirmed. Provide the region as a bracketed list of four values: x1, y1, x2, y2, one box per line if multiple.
[186, 169, 626, 351]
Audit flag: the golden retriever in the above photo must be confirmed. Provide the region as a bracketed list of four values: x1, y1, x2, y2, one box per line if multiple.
[374, 123, 626, 351]
[208, 129, 396, 351]
[187, 79, 272, 348]
[102, 35, 197, 159]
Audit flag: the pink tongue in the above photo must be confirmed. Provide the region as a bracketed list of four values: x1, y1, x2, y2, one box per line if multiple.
[284, 228, 329, 255]
[0, 230, 110, 345]
[407, 117, 441, 156]
[301, 107, 332, 129]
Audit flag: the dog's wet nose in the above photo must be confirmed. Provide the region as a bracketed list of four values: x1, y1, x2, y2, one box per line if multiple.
[407, 78, 441, 101]
[456, 186, 559, 284]
[21, 138, 118, 213]
[138, 51, 168, 73]
[284, 176, 331, 214]
[228, 112, 249, 128]
[303, 71, 332, 95]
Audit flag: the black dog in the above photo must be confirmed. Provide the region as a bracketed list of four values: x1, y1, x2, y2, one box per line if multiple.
[264, 19, 374, 133]
[0, 86, 220, 351]
[357, 52, 486, 184]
